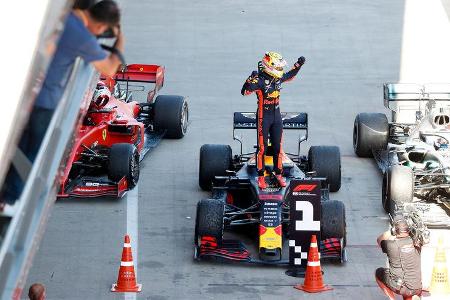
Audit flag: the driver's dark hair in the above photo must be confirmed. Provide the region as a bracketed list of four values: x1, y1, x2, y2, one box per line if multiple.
[88, 0, 120, 27]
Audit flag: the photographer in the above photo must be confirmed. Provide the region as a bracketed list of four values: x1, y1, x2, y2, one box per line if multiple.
[1, 0, 124, 210]
[375, 215, 422, 300]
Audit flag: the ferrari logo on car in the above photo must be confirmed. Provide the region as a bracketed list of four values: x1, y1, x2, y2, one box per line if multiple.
[102, 129, 107, 141]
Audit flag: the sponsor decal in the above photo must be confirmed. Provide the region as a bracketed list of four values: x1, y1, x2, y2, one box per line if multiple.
[259, 194, 283, 201]
[85, 182, 111, 187]
[260, 201, 281, 228]
[102, 129, 107, 141]
[259, 201, 282, 249]
[260, 225, 282, 250]
[267, 90, 280, 98]
[261, 187, 281, 193]
[292, 184, 318, 196]
[288, 180, 321, 267]
[293, 184, 317, 192]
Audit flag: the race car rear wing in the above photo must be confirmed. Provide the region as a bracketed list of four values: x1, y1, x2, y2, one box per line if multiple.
[233, 112, 308, 156]
[233, 112, 308, 129]
[103, 64, 165, 102]
[384, 83, 450, 123]
[115, 64, 164, 84]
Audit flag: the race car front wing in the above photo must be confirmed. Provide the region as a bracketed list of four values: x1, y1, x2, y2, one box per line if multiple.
[195, 237, 345, 265]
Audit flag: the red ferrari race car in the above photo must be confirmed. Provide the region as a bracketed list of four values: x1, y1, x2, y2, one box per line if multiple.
[58, 64, 188, 198]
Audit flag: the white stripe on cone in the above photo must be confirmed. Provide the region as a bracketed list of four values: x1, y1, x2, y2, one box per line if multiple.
[310, 242, 317, 248]
[121, 261, 134, 267]
[307, 261, 321, 267]
[123, 243, 131, 248]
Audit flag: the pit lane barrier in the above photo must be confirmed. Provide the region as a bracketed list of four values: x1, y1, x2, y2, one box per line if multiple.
[0, 58, 98, 299]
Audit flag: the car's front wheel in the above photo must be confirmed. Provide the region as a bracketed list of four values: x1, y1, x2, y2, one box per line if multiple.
[308, 146, 341, 192]
[384, 165, 414, 213]
[321, 200, 346, 246]
[353, 113, 389, 157]
[154, 95, 189, 139]
[199, 144, 232, 191]
[194, 199, 224, 247]
[108, 143, 140, 189]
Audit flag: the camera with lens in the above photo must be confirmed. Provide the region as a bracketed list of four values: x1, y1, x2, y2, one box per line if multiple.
[389, 205, 430, 248]
[97, 26, 117, 38]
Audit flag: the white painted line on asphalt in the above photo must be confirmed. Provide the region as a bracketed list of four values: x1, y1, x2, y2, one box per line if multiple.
[125, 184, 139, 300]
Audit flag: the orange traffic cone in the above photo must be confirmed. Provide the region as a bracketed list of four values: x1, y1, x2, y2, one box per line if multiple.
[428, 236, 450, 297]
[294, 235, 333, 293]
[111, 235, 142, 292]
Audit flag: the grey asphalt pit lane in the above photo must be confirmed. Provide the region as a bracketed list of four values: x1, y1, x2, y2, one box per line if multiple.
[141, 260, 165, 269]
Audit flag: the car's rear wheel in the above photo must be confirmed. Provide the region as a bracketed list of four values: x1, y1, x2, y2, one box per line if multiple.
[194, 199, 224, 246]
[384, 165, 414, 213]
[154, 95, 189, 139]
[321, 200, 346, 246]
[308, 146, 341, 192]
[199, 144, 232, 191]
[108, 143, 140, 189]
[353, 113, 389, 157]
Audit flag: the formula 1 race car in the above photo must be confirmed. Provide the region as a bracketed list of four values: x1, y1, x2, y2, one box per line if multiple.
[194, 112, 346, 264]
[58, 64, 188, 198]
[353, 83, 450, 226]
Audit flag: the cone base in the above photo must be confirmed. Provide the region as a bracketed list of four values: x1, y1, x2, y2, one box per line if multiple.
[111, 283, 142, 293]
[294, 284, 333, 293]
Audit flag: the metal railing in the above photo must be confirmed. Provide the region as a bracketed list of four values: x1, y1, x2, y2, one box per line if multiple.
[0, 0, 72, 193]
[0, 59, 98, 299]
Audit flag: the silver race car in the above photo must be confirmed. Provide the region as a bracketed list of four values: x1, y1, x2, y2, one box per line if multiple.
[353, 83, 450, 227]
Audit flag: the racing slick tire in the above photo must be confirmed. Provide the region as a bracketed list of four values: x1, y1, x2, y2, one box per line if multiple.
[353, 113, 389, 157]
[108, 143, 140, 189]
[308, 146, 341, 192]
[154, 95, 189, 139]
[321, 200, 346, 246]
[383, 165, 414, 213]
[195, 199, 224, 246]
[199, 144, 232, 191]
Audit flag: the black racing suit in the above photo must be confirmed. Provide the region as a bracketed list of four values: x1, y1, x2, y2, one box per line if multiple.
[241, 64, 301, 176]
[376, 236, 422, 297]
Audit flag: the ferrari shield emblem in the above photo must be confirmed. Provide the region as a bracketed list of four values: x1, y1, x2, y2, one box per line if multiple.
[102, 129, 107, 141]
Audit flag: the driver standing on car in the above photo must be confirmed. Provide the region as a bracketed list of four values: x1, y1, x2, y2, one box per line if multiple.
[241, 52, 305, 189]
[375, 215, 422, 300]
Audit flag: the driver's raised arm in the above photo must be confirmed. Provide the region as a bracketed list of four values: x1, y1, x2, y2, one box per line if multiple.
[281, 56, 305, 83]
